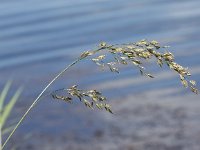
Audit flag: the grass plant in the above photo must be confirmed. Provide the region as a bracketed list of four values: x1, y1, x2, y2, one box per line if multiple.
[1, 40, 198, 149]
[0, 81, 22, 150]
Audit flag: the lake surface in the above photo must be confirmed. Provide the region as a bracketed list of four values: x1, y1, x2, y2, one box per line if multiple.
[0, 0, 200, 149]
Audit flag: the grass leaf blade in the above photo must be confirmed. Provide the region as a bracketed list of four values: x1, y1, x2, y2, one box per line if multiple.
[0, 88, 22, 128]
[0, 81, 12, 112]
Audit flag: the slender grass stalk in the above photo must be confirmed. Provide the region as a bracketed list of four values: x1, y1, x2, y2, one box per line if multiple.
[0, 124, 2, 150]
[2, 57, 84, 149]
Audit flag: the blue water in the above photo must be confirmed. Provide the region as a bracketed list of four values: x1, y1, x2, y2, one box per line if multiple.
[0, 0, 200, 147]
[1, 0, 200, 70]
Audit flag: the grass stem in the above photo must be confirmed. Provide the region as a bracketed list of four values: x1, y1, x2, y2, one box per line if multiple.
[2, 57, 82, 149]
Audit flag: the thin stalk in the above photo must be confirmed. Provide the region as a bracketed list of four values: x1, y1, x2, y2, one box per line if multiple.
[0, 123, 2, 150]
[2, 57, 83, 149]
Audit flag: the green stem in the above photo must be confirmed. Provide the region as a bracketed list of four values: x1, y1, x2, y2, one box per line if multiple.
[2, 58, 82, 149]
[0, 123, 2, 150]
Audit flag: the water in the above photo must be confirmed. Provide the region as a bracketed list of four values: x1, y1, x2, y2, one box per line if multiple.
[0, 0, 200, 149]
[1, 0, 200, 70]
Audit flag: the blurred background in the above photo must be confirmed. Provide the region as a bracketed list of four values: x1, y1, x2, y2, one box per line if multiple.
[0, 0, 200, 149]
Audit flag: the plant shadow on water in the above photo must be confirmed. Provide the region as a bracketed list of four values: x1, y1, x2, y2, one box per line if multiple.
[0, 0, 200, 149]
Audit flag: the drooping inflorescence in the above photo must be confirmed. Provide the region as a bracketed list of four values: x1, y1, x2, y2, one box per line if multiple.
[52, 85, 113, 113]
[53, 40, 198, 113]
[87, 40, 198, 94]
